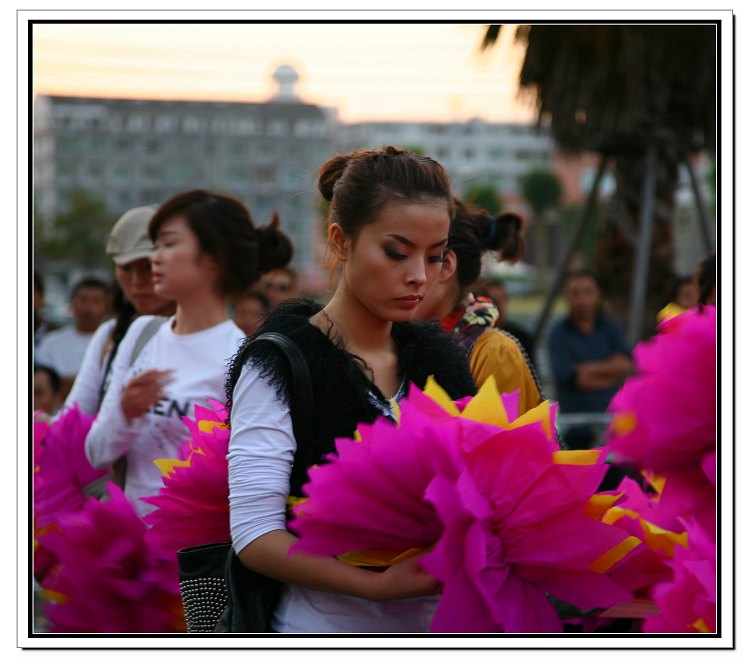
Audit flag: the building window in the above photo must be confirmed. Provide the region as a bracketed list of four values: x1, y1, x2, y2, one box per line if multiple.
[229, 142, 246, 158]
[168, 164, 195, 182]
[143, 164, 161, 179]
[256, 166, 276, 183]
[228, 166, 249, 181]
[211, 118, 228, 133]
[114, 164, 133, 179]
[55, 136, 76, 154]
[183, 116, 204, 133]
[268, 120, 286, 135]
[155, 115, 176, 132]
[146, 139, 160, 154]
[237, 118, 257, 135]
[89, 136, 106, 153]
[127, 115, 148, 132]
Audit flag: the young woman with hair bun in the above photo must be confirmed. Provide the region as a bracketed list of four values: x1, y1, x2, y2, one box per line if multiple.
[416, 199, 544, 415]
[225, 146, 476, 633]
[85, 190, 293, 516]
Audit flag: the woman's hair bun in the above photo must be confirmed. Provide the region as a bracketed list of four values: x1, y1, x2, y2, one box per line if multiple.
[256, 211, 294, 273]
[317, 154, 352, 202]
[485, 211, 525, 262]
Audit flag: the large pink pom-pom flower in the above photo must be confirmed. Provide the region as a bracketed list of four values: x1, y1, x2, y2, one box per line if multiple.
[38, 482, 185, 633]
[600, 476, 687, 598]
[291, 378, 640, 632]
[143, 401, 232, 554]
[33, 413, 48, 473]
[34, 404, 108, 528]
[642, 519, 716, 633]
[607, 306, 716, 541]
[33, 405, 108, 581]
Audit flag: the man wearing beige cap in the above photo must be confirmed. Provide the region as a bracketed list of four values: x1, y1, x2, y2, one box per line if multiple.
[63, 205, 174, 415]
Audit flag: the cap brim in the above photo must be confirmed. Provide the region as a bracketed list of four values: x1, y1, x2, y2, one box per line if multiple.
[111, 247, 154, 265]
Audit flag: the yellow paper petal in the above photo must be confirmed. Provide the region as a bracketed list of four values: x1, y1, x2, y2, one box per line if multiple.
[423, 376, 461, 417]
[610, 410, 638, 436]
[337, 546, 423, 568]
[553, 449, 602, 466]
[286, 495, 307, 509]
[692, 618, 711, 633]
[509, 400, 553, 438]
[588, 536, 641, 573]
[459, 375, 508, 427]
[602, 505, 640, 526]
[154, 457, 191, 477]
[643, 470, 666, 497]
[639, 519, 688, 556]
[583, 492, 625, 519]
[42, 588, 68, 604]
[198, 420, 228, 433]
[389, 399, 401, 424]
[657, 302, 687, 323]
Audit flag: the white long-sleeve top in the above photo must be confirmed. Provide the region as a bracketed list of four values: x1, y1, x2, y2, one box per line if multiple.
[85, 315, 244, 517]
[64, 318, 117, 415]
[228, 362, 437, 634]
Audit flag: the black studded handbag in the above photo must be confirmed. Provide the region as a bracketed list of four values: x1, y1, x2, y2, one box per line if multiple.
[177, 332, 314, 633]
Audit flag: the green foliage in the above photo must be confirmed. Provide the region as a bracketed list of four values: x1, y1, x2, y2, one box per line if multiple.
[34, 189, 112, 268]
[403, 145, 427, 156]
[520, 168, 562, 214]
[463, 183, 504, 213]
[561, 202, 600, 266]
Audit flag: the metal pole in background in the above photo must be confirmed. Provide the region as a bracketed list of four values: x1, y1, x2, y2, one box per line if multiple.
[627, 146, 658, 345]
[533, 155, 608, 345]
[684, 156, 714, 254]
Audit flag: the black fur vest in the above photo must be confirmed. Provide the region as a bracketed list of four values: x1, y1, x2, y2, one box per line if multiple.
[225, 298, 476, 497]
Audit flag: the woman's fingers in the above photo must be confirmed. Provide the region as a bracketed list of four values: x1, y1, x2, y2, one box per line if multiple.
[121, 369, 175, 421]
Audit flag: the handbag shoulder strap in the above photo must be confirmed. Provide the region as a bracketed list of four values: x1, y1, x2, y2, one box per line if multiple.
[248, 332, 313, 452]
[130, 316, 169, 366]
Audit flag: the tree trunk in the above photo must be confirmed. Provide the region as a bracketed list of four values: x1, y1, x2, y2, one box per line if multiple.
[594, 148, 679, 342]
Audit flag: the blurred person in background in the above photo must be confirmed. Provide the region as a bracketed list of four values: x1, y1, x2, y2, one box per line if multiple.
[657, 274, 699, 324]
[696, 252, 716, 307]
[547, 269, 632, 449]
[85, 190, 292, 515]
[232, 289, 270, 336]
[261, 265, 299, 308]
[33, 271, 53, 347]
[473, 275, 536, 365]
[33, 365, 64, 419]
[416, 200, 543, 415]
[35, 277, 111, 398]
[64, 205, 176, 416]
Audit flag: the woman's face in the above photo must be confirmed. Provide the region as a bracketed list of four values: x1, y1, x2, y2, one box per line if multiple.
[115, 258, 173, 315]
[151, 216, 219, 300]
[338, 199, 450, 322]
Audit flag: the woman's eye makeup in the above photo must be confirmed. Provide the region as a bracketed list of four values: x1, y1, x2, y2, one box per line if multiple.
[384, 247, 407, 261]
[429, 255, 446, 263]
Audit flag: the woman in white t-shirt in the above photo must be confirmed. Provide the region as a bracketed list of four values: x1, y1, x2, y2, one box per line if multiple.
[85, 190, 292, 516]
[64, 205, 175, 416]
